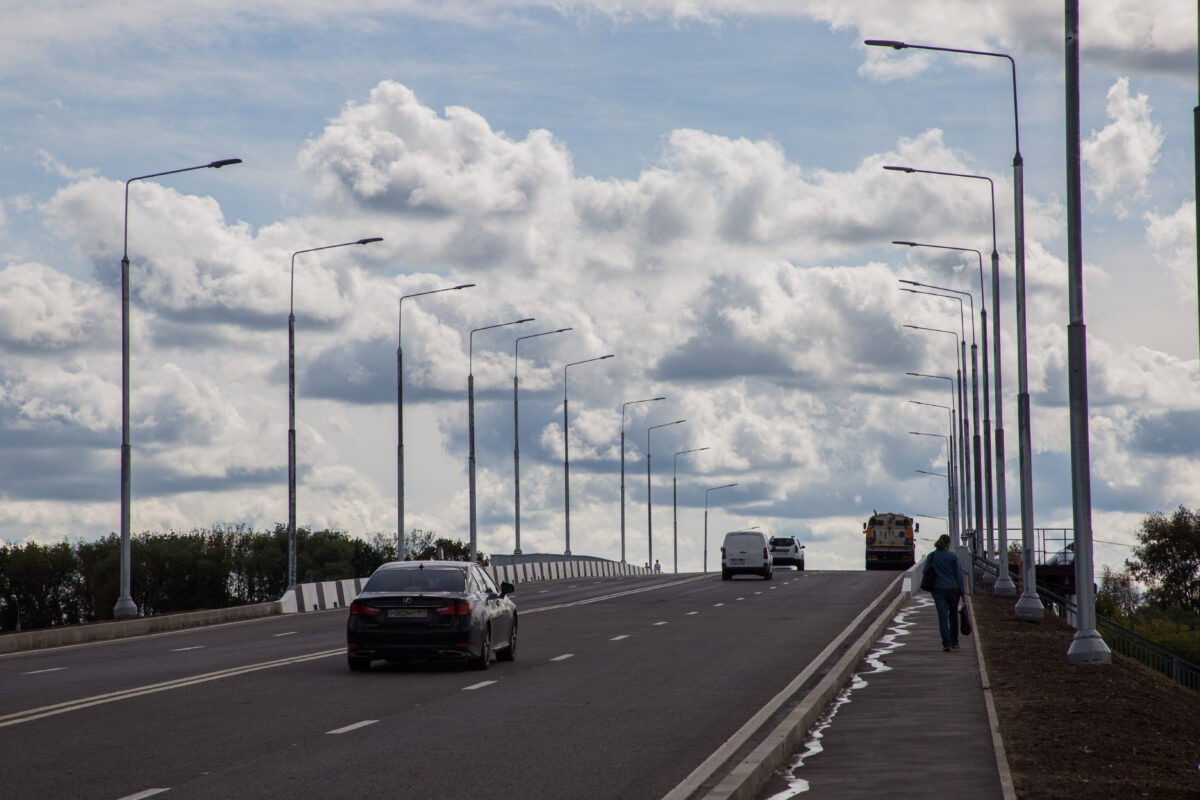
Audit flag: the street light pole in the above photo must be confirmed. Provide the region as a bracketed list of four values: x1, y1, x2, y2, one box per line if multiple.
[866, 36, 1041, 620]
[1064, 2, 1110, 663]
[646, 419, 686, 568]
[398, 282, 474, 557]
[907, 374, 955, 537]
[512, 328, 572, 556]
[621, 396, 665, 563]
[673, 447, 710, 574]
[910, 431, 953, 533]
[562, 354, 614, 556]
[885, 167, 1010, 593]
[704, 483, 738, 573]
[115, 158, 242, 619]
[909, 400, 957, 541]
[469, 318, 534, 563]
[901, 280, 984, 567]
[904, 324, 971, 547]
[288, 236, 382, 590]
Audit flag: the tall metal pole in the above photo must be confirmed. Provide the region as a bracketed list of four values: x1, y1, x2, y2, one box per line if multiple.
[901, 282, 982, 559]
[704, 483, 738, 573]
[469, 318, 534, 563]
[907, 372, 959, 540]
[885, 167, 1010, 592]
[1064, 1, 1110, 663]
[646, 419, 685, 567]
[398, 283, 474, 558]
[673, 447, 710, 574]
[910, 401, 957, 540]
[621, 396, 665, 563]
[288, 237, 382, 590]
[563, 354, 614, 556]
[512, 328, 571, 556]
[115, 158, 242, 619]
[866, 37, 1041, 619]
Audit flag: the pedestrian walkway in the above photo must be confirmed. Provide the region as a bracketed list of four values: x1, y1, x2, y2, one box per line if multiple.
[754, 594, 1012, 799]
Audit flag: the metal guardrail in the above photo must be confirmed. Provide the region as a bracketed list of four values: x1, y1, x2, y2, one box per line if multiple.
[966, 552, 1200, 692]
[1036, 586, 1200, 692]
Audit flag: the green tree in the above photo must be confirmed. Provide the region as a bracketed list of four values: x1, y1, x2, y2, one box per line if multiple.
[1095, 566, 1139, 623]
[1127, 506, 1200, 614]
[3, 540, 85, 628]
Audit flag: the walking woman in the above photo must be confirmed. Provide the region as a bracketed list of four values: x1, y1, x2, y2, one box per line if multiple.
[924, 534, 966, 651]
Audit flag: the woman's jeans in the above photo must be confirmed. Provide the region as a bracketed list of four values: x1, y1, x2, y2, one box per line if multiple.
[932, 587, 962, 647]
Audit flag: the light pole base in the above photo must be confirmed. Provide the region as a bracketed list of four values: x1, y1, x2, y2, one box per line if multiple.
[993, 574, 1016, 596]
[979, 564, 997, 586]
[513, 548, 522, 556]
[1014, 593, 1044, 622]
[113, 597, 139, 619]
[1067, 629, 1112, 664]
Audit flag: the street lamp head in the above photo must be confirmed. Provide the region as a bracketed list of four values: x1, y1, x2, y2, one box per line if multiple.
[207, 159, 243, 169]
[356, 237, 384, 245]
[864, 39, 908, 49]
[893, 240, 918, 247]
[454, 283, 476, 290]
[883, 164, 914, 173]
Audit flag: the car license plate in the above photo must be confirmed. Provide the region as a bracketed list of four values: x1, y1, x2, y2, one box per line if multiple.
[387, 608, 426, 618]
[729, 558, 745, 565]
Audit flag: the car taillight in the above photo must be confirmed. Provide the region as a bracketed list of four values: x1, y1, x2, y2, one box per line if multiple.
[349, 601, 380, 617]
[436, 601, 473, 616]
[720, 547, 726, 557]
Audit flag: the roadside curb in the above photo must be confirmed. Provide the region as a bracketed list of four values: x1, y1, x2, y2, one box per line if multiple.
[969, 594, 1018, 800]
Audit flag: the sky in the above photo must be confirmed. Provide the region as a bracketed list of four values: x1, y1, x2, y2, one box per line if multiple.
[1, 1, 1197, 575]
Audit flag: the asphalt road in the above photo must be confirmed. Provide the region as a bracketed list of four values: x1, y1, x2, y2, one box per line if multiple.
[2, 570, 897, 800]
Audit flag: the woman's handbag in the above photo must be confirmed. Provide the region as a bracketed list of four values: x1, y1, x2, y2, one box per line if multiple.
[959, 604, 973, 636]
[920, 563, 935, 592]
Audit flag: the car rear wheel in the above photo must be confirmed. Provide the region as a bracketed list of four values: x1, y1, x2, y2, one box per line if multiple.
[497, 621, 517, 662]
[348, 655, 371, 672]
[721, 568, 731, 580]
[471, 627, 492, 671]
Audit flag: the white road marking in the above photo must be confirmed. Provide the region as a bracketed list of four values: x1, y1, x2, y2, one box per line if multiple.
[713, 602, 725, 607]
[611, 635, 630, 641]
[463, 681, 498, 691]
[327, 719, 378, 735]
[736, 597, 746, 601]
[654, 621, 669, 626]
[273, 631, 297, 637]
[21, 667, 66, 675]
[687, 611, 699, 615]
[169, 646, 205, 652]
[524, 575, 707, 615]
[116, 789, 170, 800]
[753, 592, 763, 596]
[0, 648, 342, 729]
[551, 654, 575, 662]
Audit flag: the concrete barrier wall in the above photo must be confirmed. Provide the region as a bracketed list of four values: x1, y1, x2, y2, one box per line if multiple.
[280, 558, 650, 614]
[0, 558, 651, 652]
[0, 601, 282, 655]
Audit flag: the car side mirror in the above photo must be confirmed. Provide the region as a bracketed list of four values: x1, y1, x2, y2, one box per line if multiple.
[500, 581, 515, 597]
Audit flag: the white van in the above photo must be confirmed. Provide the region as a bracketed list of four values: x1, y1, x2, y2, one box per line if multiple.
[721, 531, 772, 580]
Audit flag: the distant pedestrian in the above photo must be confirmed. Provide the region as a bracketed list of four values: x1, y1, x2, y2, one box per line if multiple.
[653, 559, 661, 574]
[923, 534, 966, 651]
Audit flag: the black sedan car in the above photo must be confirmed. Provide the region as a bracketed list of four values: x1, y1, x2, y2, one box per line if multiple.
[346, 560, 516, 671]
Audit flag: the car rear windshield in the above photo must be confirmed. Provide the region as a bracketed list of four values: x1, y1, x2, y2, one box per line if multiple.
[364, 568, 465, 593]
[770, 538, 794, 546]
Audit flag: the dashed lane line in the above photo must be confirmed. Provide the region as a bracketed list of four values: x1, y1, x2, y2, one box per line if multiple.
[462, 681, 498, 691]
[327, 720, 378, 734]
[21, 667, 66, 676]
[550, 654, 575, 662]
[611, 635, 631, 641]
[116, 789, 169, 800]
[169, 646, 205, 652]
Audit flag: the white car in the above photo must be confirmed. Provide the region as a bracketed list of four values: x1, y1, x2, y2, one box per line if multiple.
[769, 536, 805, 570]
[721, 531, 772, 580]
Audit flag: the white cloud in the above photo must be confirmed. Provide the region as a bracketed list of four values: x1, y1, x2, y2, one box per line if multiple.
[1145, 200, 1196, 300]
[1082, 77, 1163, 218]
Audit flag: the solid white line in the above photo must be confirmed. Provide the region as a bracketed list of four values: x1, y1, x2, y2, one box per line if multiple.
[550, 654, 575, 662]
[21, 667, 66, 675]
[273, 631, 297, 637]
[0, 648, 343, 728]
[610, 635, 630, 641]
[524, 575, 708, 615]
[169, 646, 205, 652]
[462, 681, 498, 691]
[115, 789, 169, 800]
[327, 719, 378, 735]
